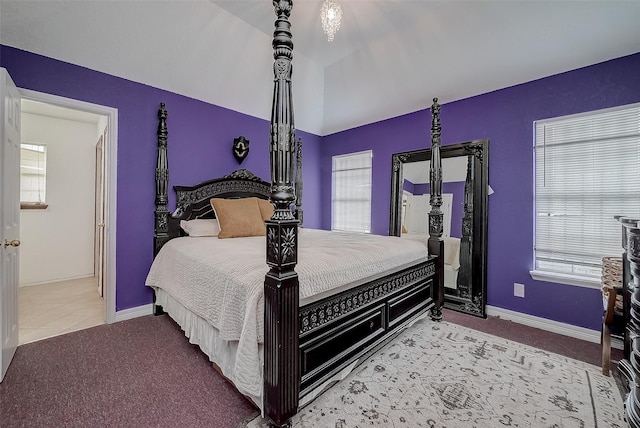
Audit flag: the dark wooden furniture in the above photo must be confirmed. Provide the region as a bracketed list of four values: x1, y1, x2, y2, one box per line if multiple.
[390, 140, 489, 317]
[151, 3, 445, 426]
[600, 256, 624, 376]
[152, 105, 441, 426]
[617, 216, 640, 426]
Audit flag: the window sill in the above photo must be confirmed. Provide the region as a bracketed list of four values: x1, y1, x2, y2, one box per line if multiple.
[21, 202, 48, 210]
[529, 270, 601, 289]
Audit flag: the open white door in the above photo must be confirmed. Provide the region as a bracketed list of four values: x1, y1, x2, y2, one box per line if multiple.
[0, 68, 21, 382]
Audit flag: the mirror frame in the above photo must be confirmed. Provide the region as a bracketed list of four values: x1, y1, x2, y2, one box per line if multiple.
[390, 140, 489, 318]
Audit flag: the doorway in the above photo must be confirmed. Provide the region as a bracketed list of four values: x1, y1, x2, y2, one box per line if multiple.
[17, 91, 117, 343]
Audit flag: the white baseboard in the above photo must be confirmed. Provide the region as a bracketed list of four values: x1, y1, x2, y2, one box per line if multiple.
[114, 304, 153, 322]
[486, 305, 623, 350]
[20, 273, 94, 287]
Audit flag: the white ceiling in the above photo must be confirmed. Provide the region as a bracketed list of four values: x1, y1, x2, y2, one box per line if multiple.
[2, 1, 639, 136]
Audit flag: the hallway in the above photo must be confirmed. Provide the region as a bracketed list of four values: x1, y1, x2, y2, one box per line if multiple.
[19, 277, 104, 345]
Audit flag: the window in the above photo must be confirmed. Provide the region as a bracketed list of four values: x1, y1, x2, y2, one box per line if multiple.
[332, 150, 372, 232]
[20, 143, 48, 209]
[533, 103, 640, 286]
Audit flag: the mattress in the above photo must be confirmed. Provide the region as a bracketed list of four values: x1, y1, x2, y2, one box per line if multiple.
[145, 228, 428, 401]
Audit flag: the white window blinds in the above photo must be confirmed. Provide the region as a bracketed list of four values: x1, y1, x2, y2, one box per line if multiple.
[534, 104, 640, 279]
[332, 150, 372, 233]
[20, 143, 47, 204]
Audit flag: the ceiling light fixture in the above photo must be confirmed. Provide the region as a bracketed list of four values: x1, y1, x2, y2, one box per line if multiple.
[321, 0, 342, 42]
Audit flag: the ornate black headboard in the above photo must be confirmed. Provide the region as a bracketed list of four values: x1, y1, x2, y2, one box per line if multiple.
[153, 166, 271, 256]
[153, 105, 272, 256]
[153, 101, 304, 257]
[172, 169, 271, 221]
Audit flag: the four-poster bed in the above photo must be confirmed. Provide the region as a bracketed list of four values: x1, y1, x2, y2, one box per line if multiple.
[146, 2, 445, 426]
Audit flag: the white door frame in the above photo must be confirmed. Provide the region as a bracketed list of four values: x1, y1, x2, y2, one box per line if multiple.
[20, 89, 118, 324]
[94, 134, 105, 297]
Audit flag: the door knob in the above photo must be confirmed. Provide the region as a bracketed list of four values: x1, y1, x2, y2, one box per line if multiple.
[4, 239, 20, 248]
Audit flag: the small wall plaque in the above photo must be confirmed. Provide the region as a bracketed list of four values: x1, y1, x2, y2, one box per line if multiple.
[233, 136, 250, 164]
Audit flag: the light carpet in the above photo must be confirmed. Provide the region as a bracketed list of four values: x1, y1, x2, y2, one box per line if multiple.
[248, 319, 625, 427]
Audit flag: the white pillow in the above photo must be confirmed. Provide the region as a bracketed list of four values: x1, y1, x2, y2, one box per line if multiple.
[179, 219, 220, 237]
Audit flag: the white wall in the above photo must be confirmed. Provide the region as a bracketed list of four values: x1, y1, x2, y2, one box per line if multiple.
[20, 113, 97, 285]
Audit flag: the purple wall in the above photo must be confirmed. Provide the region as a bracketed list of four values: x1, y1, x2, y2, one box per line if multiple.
[1, 46, 322, 311]
[320, 52, 640, 330]
[5, 43, 639, 330]
[402, 179, 415, 194]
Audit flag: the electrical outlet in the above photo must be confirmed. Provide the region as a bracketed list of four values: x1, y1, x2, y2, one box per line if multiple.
[514, 283, 525, 298]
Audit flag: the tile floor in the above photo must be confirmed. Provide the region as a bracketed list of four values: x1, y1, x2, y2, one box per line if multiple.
[19, 276, 105, 345]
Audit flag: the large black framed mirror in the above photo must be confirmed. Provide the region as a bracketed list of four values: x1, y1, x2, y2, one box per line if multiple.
[390, 140, 489, 317]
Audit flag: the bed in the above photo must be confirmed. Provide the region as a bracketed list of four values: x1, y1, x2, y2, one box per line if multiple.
[403, 233, 459, 289]
[146, 3, 446, 426]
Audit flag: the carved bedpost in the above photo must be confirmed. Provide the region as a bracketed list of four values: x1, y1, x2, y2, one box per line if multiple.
[295, 137, 303, 225]
[154, 103, 169, 257]
[456, 155, 473, 297]
[428, 98, 445, 322]
[263, 1, 300, 426]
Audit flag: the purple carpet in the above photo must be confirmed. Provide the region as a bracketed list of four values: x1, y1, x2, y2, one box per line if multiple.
[1, 310, 620, 427]
[0, 314, 258, 428]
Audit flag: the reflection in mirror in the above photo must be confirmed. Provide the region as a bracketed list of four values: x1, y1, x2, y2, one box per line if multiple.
[390, 140, 489, 317]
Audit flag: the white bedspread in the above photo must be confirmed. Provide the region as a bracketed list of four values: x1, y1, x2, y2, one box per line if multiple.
[145, 228, 427, 398]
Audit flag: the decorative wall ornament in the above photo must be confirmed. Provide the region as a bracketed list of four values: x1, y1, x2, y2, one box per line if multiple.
[232, 136, 250, 164]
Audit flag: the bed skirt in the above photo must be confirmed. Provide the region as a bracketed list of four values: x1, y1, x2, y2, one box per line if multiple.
[154, 288, 374, 415]
[154, 288, 264, 409]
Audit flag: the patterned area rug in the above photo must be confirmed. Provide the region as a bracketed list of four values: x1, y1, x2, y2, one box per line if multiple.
[247, 319, 624, 427]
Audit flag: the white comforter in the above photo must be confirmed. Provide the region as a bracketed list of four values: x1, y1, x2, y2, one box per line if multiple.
[145, 228, 427, 398]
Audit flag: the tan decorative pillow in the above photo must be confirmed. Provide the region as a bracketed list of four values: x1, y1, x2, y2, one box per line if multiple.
[255, 197, 275, 221]
[210, 198, 266, 238]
